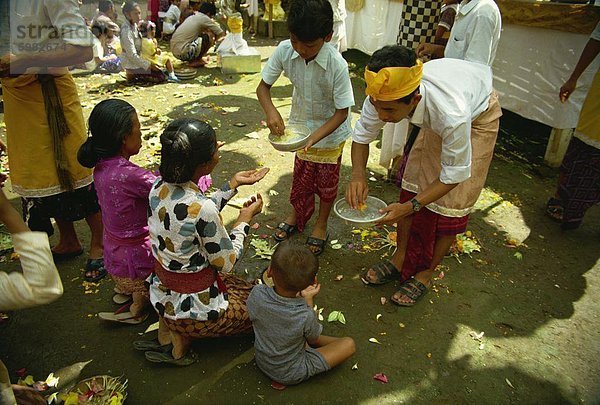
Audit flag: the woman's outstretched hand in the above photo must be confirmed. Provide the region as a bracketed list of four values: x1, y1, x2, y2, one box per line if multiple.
[239, 193, 264, 219]
[231, 167, 270, 189]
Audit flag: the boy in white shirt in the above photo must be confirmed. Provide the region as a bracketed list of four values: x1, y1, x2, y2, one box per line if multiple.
[347, 45, 501, 306]
[257, 0, 354, 256]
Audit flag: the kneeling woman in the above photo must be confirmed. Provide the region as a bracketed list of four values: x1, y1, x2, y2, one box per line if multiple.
[144, 119, 268, 365]
[121, 1, 166, 83]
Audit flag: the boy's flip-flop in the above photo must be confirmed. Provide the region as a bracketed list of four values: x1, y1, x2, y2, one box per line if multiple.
[271, 381, 287, 390]
[273, 222, 297, 242]
[144, 350, 195, 366]
[390, 277, 431, 307]
[98, 311, 148, 324]
[84, 258, 107, 282]
[306, 234, 328, 256]
[133, 339, 173, 352]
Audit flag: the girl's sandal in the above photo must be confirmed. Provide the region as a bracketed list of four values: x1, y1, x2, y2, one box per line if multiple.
[273, 222, 297, 242]
[360, 261, 401, 285]
[390, 278, 431, 307]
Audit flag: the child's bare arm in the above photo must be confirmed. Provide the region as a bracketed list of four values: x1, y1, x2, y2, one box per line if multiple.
[256, 79, 285, 135]
[303, 108, 349, 151]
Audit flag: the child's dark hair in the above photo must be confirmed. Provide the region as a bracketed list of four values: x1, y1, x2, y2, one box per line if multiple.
[138, 20, 155, 37]
[199, 2, 217, 16]
[287, 0, 333, 42]
[99, 0, 114, 12]
[159, 119, 217, 183]
[122, 1, 139, 18]
[368, 45, 419, 104]
[78, 99, 136, 168]
[271, 240, 319, 292]
[91, 21, 109, 38]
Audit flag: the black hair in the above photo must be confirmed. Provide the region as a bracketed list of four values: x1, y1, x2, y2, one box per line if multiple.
[287, 0, 333, 42]
[99, 0, 114, 12]
[271, 240, 319, 292]
[90, 21, 109, 38]
[122, 1, 139, 20]
[368, 45, 420, 104]
[138, 20, 154, 37]
[199, 2, 217, 16]
[78, 99, 136, 168]
[159, 119, 217, 183]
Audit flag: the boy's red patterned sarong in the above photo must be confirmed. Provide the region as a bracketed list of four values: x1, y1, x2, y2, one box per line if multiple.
[290, 156, 341, 232]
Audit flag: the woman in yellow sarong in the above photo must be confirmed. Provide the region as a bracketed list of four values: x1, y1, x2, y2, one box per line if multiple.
[1, 0, 106, 281]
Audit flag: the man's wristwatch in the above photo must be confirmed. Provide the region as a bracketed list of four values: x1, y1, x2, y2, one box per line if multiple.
[410, 197, 422, 212]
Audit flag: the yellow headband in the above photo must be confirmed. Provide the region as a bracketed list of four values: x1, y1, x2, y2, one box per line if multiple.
[364, 59, 423, 101]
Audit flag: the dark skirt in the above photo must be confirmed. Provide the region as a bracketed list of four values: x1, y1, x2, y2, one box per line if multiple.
[558, 137, 600, 228]
[21, 183, 100, 236]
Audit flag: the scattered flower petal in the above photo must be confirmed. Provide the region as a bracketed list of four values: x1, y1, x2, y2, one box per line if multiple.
[373, 373, 388, 383]
[380, 297, 387, 305]
[251, 223, 261, 230]
[268, 190, 279, 196]
[369, 338, 381, 344]
[399, 322, 405, 328]
[335, 274, 344, 281]
[331, 244, 343, 250]
[505, 378, 515, 389]
[514, 252, 523, 260]
[376, 313, 382, 321]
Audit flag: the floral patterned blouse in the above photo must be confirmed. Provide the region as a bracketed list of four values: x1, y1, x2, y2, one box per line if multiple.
[147, 178, 249, 321]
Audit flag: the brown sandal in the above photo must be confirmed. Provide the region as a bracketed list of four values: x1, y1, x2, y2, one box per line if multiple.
[390, 278, 430, 307]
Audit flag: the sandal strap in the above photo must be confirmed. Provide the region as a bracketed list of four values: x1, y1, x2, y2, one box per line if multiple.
[306, 236, 326, 247]
[395, 278, 429, 302]
[373, 261, 400, 279]
[277, 222, 296, 233]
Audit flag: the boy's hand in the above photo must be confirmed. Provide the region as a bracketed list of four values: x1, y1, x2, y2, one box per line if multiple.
[230, 167, 269, 189]
[303, 133, 318, 152]
[559, 78, 577, 103]
[345, 177, 369, 209]
[376, 202, 412, 226]
[266, 109, 285, 136]
[301, 282, 321, 300]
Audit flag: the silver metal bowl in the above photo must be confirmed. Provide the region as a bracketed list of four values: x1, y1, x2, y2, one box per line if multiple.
[268, 124, 311, 152]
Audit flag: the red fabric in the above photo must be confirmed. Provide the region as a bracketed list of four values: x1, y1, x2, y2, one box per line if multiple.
[154, 261, 227, 294]
[290, 156, 341, 232]
[398, 190, 468, 280]
[148, 0, 160, 22]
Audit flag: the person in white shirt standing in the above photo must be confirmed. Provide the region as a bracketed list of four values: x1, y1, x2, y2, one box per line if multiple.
[346, 45, 501, 306]
[416, 0, 501, 66]
[328, 0, 347, 53]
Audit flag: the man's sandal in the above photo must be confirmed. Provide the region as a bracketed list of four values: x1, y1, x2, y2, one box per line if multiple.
[133, 339, 173, 352]
[390, 277, 431, 307]
[360, 261, 401, 285]
[273, 222, 297, 242]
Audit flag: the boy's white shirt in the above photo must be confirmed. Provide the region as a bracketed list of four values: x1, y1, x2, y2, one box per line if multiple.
[0, 231, 63, 311]
[353, 58, 493, 185]
[444, 0, 501, 66]
[261, 40, 355, 149]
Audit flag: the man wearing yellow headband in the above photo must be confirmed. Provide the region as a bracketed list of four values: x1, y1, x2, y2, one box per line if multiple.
[346, 45, 501, 306]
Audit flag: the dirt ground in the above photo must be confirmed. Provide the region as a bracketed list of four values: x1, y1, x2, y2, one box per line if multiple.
[1, 38, 599, 404]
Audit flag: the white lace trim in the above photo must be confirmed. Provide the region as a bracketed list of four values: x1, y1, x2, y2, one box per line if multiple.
[12, 176, 94, 198]
[401, 179, 474, 218]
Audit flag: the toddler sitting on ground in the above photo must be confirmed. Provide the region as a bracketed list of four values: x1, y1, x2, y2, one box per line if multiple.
[139, 20, 179, 82]
[247, 241, 356, 386]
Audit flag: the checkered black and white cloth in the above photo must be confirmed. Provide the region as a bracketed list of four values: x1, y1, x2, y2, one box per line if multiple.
[397, 0, 442, 50]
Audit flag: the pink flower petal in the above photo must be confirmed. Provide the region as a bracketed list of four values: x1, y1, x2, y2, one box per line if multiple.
[373, 373, 388, 384]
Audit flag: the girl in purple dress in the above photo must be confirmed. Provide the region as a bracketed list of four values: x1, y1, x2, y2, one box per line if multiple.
[78, 99, 155, 323]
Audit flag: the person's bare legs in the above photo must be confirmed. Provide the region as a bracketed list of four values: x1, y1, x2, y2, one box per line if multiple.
[392, 234, 454, 304]
[170, 330, 192, 359]
[85, 211, 103, 259]
[307, 199, 333, 254]
[53, 219, 82, 254]
[157, 316, 172, 346]
[165, 58, 175, 74]
[313, 336, 356, 368]
[363, 216, 413, 283]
